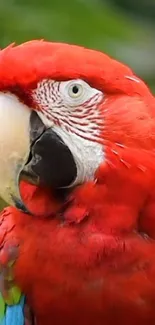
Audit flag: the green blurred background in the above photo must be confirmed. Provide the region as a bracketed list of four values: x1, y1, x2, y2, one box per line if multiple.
[0, 0, 154, 209]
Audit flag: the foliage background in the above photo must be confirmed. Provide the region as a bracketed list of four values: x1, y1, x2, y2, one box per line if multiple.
[0, 0, 154, 209]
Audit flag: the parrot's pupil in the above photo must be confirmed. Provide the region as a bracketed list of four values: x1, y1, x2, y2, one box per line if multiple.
[72, 85, 79, 94]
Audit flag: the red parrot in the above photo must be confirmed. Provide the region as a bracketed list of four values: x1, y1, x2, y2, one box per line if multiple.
[1, 40, 155, 325]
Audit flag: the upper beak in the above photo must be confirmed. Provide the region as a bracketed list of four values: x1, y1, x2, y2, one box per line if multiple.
[0, 92, 31, 210]
[0, 92, 77, 214]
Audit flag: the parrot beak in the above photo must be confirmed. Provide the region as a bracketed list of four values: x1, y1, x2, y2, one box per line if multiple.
[0, 92, 32, 211]
[0, 92, 77, 214]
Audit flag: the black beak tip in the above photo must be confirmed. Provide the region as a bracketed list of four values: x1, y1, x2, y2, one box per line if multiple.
[12, 196, 30, 214]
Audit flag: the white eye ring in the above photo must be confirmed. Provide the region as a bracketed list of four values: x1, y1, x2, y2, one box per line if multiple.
[68, 83, 84, 98]
[59, 79, 103, 107]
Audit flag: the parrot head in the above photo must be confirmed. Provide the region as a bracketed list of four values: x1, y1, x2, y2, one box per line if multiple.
[0, 40, 154, 215]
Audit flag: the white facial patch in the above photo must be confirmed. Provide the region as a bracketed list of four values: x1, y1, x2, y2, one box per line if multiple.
[33, 79, 104, 185]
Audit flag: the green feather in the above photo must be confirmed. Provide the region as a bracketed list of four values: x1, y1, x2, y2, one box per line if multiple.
[0, 293, 5, 319]
[5, 286, 21, 306]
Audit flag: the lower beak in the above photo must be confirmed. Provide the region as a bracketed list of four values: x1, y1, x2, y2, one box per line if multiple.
[0, 93, 77, 214]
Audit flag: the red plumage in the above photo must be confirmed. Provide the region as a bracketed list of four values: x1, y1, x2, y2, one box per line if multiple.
[1, 41, 155, 324]
[2, 181, 155, 325]
[0, 40, 151, 96]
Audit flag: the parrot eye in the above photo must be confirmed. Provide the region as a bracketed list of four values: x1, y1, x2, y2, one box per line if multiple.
[60, 79, 99, 107]
[68, 83, 83, 98]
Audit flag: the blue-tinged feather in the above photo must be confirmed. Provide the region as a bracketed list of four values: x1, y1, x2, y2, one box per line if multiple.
[0, 295, 25, 325]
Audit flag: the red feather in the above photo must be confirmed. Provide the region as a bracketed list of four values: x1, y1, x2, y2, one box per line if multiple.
[0, 41, 155, 324]
[0, 40, 152, 99]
